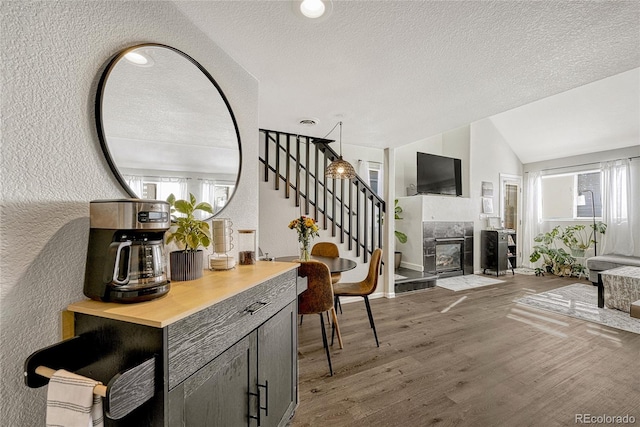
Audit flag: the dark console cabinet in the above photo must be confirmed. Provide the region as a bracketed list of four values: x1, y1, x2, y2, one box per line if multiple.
[481, 230, 516, 276]
[62, 264, 301, 426]
[168, 302, 296, 427]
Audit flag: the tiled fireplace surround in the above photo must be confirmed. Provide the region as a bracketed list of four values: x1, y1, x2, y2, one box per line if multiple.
[423, 221, 474, 277]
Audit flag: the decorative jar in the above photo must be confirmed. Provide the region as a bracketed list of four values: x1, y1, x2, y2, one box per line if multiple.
[238, 229, 256, 265]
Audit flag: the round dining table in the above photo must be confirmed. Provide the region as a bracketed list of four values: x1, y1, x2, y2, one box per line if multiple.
[274, 255, 357, 274]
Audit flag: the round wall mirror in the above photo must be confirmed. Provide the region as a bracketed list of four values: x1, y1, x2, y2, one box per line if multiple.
[96, 44, 242, 219]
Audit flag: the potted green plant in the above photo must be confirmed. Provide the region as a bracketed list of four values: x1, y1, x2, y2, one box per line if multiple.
[529, 224, 602, 278]
[394, 199, 408, 270]
[529, 226, 577, 277]
[166, 193, 213, 281]
[560, 222, 607, 257]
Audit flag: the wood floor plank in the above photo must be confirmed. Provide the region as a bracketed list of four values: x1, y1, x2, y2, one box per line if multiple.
[290, 274, 640, 426]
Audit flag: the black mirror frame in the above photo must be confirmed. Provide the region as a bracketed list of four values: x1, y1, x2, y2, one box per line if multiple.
[95, 43, 242, 218]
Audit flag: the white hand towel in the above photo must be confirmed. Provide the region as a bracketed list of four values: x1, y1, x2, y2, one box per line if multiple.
[46, 369, 104, 427]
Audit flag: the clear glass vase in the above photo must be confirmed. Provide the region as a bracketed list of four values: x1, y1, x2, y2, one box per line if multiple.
[300, 240, 311, 261]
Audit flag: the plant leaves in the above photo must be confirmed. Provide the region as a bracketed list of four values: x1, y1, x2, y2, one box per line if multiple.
[174, 200, 192, 215]
[164, 194, 214, 251]
[194, 202, 213, 214]
[395, 230, 407, 244]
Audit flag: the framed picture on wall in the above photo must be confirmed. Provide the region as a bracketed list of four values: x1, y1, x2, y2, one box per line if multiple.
[482, 197, 493, 214]
[481, 181, 493, 197]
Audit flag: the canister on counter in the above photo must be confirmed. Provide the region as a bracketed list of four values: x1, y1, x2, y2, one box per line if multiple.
[238, 229, 256, 265]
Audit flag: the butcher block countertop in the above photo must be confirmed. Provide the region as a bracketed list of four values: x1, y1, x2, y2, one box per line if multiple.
[67, 261, 299, 328]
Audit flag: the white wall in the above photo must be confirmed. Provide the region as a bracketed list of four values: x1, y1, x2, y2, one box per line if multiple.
[395, 125, 472, 198]
[442, 125, 471, 198]
[396, 195, 476, 271]
[395, 120, 523, 272]
[394, 196, 424, 270]
[341, 142, 385, 171]
[0, 2, 258, 425]
[469, 118, 523, 270]
[395, 134, 442, 196]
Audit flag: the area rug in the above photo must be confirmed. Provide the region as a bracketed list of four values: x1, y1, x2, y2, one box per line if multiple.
[516, 284, 640, 334]
[437, 275, 504, 291]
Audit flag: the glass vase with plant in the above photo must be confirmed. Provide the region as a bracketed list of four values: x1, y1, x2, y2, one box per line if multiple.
[288, 215, 320, 261]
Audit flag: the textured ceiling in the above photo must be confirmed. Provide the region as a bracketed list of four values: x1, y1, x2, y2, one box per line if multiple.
[490, 68, 639, 164]
[175, 0, 640, 163]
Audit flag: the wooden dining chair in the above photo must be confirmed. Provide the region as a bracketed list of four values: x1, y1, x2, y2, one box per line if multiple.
[311, 242, 342, 285]
[332, 248, 383, 347]
[297, 261, 343, 376]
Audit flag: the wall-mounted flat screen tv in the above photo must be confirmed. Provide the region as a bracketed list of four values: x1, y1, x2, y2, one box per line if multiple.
[417, 152, 462, 196]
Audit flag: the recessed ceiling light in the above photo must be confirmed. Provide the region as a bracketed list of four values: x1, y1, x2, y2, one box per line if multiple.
[124, 51, 149, 65]
[300, 0, 326, 18]
[292, 0, 332, 21]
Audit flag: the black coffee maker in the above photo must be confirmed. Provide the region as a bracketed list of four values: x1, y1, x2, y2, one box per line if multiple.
[84, 199, 171, 303]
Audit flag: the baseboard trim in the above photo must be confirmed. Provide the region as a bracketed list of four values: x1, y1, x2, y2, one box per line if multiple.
[399, 261, 422, 271]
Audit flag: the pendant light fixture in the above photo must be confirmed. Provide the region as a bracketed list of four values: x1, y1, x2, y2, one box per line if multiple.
[325, 121, 356, 180]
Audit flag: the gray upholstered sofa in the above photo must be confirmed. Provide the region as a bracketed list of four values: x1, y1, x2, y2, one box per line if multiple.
[586, 254, 640, 284]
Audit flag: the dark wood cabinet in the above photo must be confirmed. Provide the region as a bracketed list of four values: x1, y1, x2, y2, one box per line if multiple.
[481, 230, 516, 276]
[168, 301, 296, 427]
[168, 332, 256, 427]
[63, 264, 300, 426]
[257, 303, 296, 427]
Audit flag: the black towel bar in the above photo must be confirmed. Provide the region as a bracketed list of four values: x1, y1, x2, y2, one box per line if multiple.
[24, 333, 156, 420]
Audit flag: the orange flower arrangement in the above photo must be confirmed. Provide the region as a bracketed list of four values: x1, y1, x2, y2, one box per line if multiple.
[288, 215, 320, 261]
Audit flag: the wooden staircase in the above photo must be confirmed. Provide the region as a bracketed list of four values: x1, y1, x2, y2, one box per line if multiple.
[259, 129, 385, 263]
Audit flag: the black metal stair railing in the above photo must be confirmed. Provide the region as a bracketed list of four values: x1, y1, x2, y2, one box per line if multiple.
[259, 129, 385, 263]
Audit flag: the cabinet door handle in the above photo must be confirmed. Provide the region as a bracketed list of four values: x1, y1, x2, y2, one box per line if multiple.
[258, 380, 268, 417]
[244, 301, 270, 315]
[248, 386, 261, 426]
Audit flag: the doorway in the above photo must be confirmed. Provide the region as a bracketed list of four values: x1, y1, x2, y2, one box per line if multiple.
[499, 174, 522, 266]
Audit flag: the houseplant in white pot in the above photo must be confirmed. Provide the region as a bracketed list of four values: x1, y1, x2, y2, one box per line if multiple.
[166, 193, 213, 281]
[560, 222, 607, 257]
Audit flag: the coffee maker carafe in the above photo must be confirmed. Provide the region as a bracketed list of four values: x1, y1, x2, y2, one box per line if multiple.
[84, 199, 171, 303]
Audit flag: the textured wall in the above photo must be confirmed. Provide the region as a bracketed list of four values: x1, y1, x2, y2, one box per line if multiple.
[469, 118, 523, 270]
[0, 1, 258, 425]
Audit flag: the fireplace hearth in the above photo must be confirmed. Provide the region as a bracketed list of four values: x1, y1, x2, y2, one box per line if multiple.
[424, 222, 473, 277]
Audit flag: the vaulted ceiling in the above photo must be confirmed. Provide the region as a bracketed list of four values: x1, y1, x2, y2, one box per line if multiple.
[175, 1, 640, 163]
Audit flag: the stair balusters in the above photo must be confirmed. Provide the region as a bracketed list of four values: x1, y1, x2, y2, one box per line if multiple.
[259, 129, 384, 262]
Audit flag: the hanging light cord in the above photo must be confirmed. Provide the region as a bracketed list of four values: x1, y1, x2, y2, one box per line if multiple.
[319, 121, 344, 156]
[320, 121, 341, 140]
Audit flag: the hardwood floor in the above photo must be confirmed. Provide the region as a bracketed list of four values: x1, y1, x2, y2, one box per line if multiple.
[290, 273, 640, 427]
